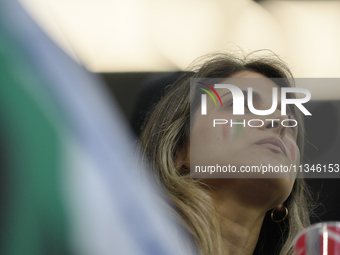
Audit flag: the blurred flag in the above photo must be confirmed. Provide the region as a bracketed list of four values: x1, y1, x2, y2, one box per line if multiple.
[0, 1, 197, 255]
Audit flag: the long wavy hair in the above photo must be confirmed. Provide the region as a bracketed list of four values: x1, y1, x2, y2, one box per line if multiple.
[138, 52, 313, 255]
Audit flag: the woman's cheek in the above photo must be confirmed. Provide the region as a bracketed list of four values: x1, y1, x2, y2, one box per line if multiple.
[220, 119, 245, 142]
[285, 136, 300, 165]
[231, 119, 244, 141]
[222, 123, 230, 142]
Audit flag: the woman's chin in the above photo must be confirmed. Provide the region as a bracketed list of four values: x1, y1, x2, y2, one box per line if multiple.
[241, 178, 295, 208]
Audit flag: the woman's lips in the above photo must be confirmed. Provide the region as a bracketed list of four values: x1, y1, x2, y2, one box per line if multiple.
[255, 137, 287, 156]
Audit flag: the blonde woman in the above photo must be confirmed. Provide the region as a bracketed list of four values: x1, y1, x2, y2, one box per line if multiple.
[138, 53, 313, 255]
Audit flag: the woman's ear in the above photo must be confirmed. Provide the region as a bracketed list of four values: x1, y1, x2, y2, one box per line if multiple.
[175, 146, 190, 175]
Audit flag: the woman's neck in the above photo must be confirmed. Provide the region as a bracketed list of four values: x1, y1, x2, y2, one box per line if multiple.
[207, 183, 270, 255]
[216, 199, 265, 255]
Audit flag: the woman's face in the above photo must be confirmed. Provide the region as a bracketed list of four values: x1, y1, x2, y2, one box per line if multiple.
[188, 71, 300, 207]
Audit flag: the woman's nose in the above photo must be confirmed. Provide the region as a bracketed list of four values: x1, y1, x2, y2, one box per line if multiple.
[257, 112, 288, 139]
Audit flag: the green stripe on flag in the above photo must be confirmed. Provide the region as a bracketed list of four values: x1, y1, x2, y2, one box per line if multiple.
[0, 25, 70, 255]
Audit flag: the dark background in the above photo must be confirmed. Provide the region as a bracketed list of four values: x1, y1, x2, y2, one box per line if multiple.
[100, 72, 340, 223]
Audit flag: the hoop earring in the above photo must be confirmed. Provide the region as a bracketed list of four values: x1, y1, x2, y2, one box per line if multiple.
[271, 205, 288, 223]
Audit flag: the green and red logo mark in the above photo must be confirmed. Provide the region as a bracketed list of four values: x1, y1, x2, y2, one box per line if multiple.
[197, 82, 222, 106]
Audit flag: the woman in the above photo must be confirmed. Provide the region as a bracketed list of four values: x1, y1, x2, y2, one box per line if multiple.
[138, 52, 313, 255]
